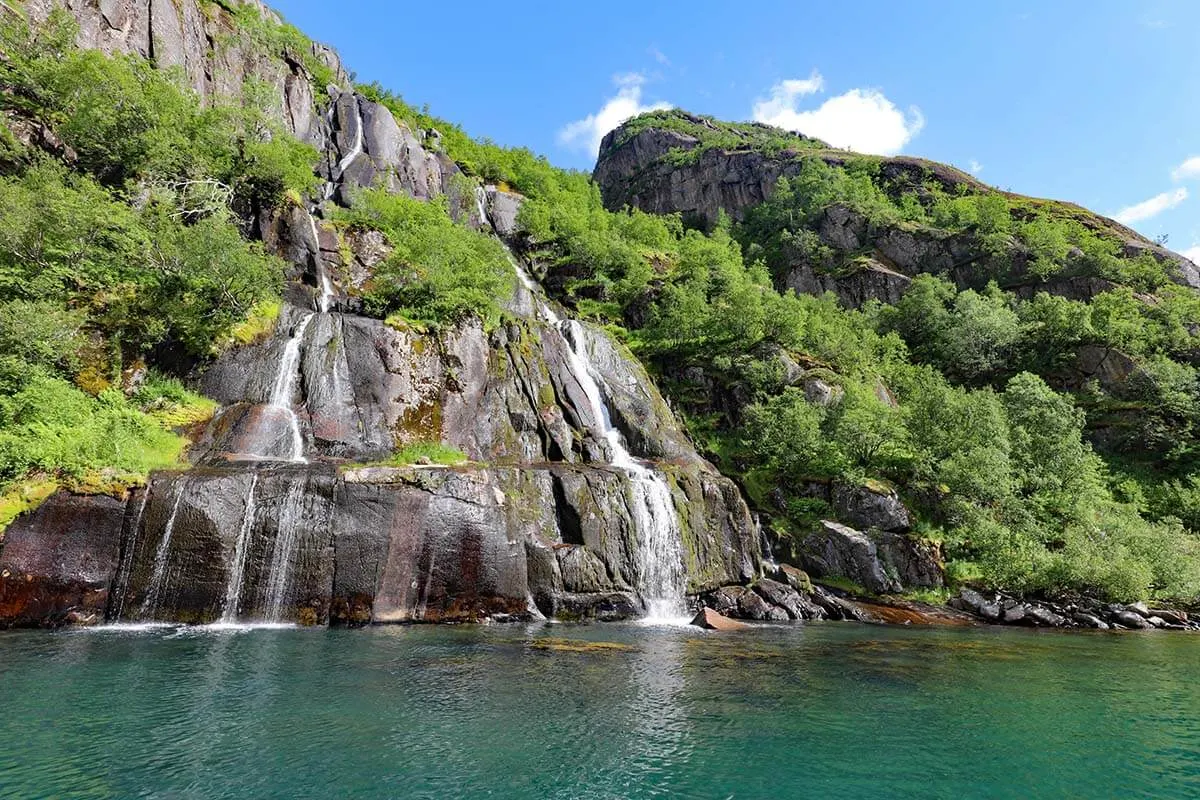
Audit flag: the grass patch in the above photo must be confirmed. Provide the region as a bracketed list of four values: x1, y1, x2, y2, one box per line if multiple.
[221, 298, 282, 349]
[373, 440, 468, 467]
[0, 478, 58, 536]
[900, 587, 951, 605]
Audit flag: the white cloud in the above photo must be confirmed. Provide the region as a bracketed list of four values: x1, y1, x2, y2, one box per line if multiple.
[650, 47, 670, 66]
[752, 72, 923, 155]
[969, 159, 983, 175]
[1172, 156, 1200, 181]
[558, 73, 671, 157]
[1183, 245, 1200, 264]
[1113, 188, 1189, 224]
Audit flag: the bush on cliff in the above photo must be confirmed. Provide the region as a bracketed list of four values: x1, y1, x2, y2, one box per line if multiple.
[337, 188, 514, 328]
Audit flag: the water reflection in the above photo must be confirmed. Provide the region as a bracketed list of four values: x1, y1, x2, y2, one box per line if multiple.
[1, 624, 1198, 799]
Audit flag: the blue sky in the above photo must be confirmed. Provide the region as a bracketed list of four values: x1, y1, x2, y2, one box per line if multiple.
[273, 0, 1200, 259]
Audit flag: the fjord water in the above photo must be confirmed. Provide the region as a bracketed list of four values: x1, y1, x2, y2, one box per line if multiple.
[2, 625, 1198, 799]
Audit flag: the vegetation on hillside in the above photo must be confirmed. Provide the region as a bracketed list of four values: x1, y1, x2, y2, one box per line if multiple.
[4, 5, 1199, 604]
[605, 108, 829, 164]
[0, 9, 308, 503]
[391, 103, 1200, 602]
[334, 189, 514, 329]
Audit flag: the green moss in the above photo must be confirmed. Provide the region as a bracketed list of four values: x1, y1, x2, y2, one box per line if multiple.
[220, 298, 281, 349]
[365, 440, 467, 467]
[396, 400, 443, 442]
[0, 478, 58, 536]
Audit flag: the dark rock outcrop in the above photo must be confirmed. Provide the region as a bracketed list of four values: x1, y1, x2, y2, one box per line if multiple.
[831, 483, 912, 533]
[0, 492, 126, 627]
[799, 521, 899, 594]
[949, 587, 1197, 631]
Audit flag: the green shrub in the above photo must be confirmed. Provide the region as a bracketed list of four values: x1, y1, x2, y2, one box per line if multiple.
[336, 189, 514, 328]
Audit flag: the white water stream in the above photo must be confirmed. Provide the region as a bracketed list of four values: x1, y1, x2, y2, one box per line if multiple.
[219, 474, 259, 624]
[308, 212, 335, 314]
[262, 478, 307, 622]
[267, 314, 313, 463]
[138, 479, 186, 619]
[509, 254, 688, 621]
[334, 95, 364, 179]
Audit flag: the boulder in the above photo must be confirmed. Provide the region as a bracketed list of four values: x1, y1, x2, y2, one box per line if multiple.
[706, 585, 748, 615]
[775, 563, 814, 594]
[751, 578, 806, 620]
[1149, 608, 1188, 625]
[1113, 610, 1154, 630]
[691, 607, 749, 631]
[799, 521, 900, 594]
[950, 588, 1001, 621]
[1002, 603, 1028, 624]
[736, 588, 777, 621]
[810, 585, 874, 622]
[832, 483, 912, 532]
[1072, 613, 1109, 629]
[1024, 605, 1067, 627]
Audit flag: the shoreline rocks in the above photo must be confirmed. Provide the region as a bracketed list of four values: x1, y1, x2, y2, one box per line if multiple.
[950, 587, 1198, 631]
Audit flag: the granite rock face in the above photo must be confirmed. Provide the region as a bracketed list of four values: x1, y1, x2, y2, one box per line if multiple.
[0, 493, 126, 627]
[24, 0, 346, 145]
[797, 520, 943, 593]
[594, 120, 1200, 304]
[0, 3, 759, 628]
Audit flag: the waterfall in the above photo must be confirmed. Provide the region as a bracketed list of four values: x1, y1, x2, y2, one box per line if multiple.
[139, 479, 186, 619]
[307, 213, 335, 314]
[508, 255, 687, 620]
[334, 95, 364, 179]
[262, 477, 306, 621]
[111, 488, 149, 621]
[758, 517, 779, 575]
[267, 314, 313, 463]
[219, 475, 259, 624]
[474, 185, 489, 229]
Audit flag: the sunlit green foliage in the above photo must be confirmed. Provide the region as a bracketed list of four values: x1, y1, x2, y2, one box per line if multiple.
[336, 188, 514, 328]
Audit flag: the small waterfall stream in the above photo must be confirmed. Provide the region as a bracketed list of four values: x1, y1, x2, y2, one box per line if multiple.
[218, 474, 259, 624]
[308, 213, 335, 314]
[334, 95, 364, 180]
[111, 488, 149, 621]
[266, 314, 313, 463]
[508, 254, 688, 620]
[138, 479, 186, 619]
[261, 477, 307, 622]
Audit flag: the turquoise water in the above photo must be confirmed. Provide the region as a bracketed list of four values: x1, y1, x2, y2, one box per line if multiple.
[1, 623, 1198, 799]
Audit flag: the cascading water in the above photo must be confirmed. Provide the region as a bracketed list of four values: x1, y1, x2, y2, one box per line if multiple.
[111, 488, 149, 621]
[308, 213, 335, 314]
[218, 474, 259, 624]
[261, 477, 306, 621]
[506, 251, 688, 620]
[138, 479, 186, 619]
[334, 95, 364, 180]
[266, 314, 313, 463]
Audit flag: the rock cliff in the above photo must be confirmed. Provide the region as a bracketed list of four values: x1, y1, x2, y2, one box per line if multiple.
[594, 116, 1200, 308]
[0, 1, 762, 627]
